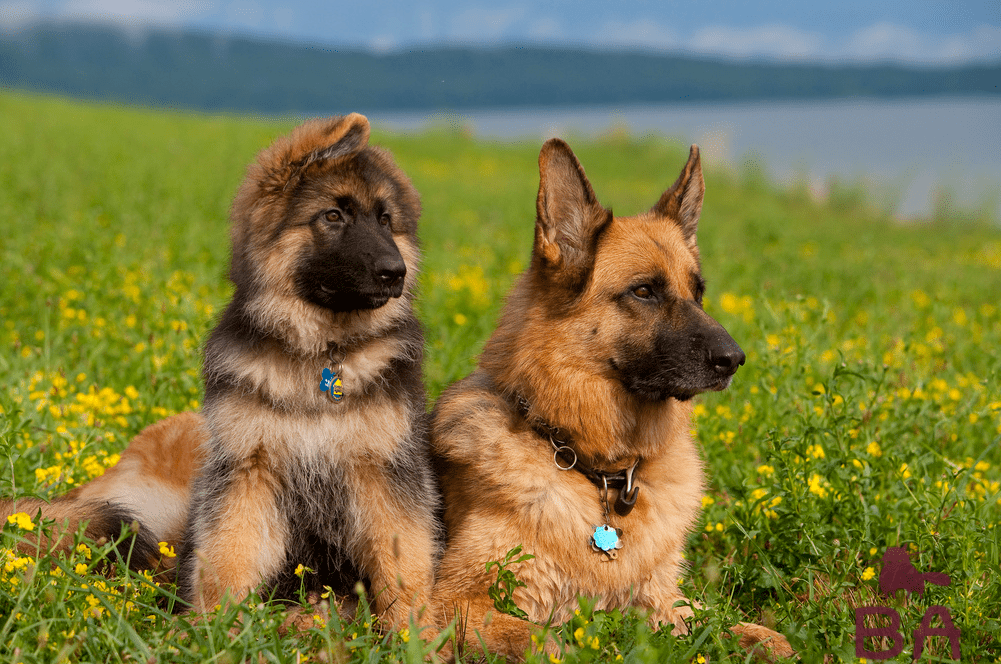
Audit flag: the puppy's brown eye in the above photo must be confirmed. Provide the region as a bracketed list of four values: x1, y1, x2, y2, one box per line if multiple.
[380, 213, 391, 226]
[633, 285, 654, 299]
[324, 209, 342, 223]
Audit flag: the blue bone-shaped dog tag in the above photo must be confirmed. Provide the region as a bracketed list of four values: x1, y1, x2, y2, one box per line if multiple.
[319, 368, 343, 402]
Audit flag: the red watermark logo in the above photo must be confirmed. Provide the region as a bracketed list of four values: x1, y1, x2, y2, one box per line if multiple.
[855, 547, 960, 660]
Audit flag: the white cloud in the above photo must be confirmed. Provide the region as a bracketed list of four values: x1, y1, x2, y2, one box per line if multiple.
[369, 34, 398, 53]
[687, 24, 824, 60]
[677, 22, 1001, 64]
[58, 0, 207, 27]
[447, 5, 529, 43]
[526, 16, 563, 41]
[0, 0, 208, 39]
[843, 22, 1001, 64]
[0, 0, 209, 37]
[0, 2, 39, 31]
[595, 18, 679, 50]
[845, 22, 923, 61]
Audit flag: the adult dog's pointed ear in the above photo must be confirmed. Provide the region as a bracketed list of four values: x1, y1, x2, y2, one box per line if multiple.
[534, 138, 611, 288]
[651, 144, 704, 247]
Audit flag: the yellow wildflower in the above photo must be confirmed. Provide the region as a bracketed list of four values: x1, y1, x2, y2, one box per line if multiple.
[6, 512, 34, 531]
[808, 474, 829, 499]
[806, 444, 825, 459]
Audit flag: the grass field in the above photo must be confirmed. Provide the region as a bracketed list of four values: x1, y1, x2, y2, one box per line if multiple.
[1, 89, 999, 663]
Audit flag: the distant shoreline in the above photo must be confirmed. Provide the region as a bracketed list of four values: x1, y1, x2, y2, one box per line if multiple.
[365, 96, 1000, 221]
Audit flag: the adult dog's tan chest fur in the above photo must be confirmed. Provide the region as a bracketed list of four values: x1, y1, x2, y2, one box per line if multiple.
[435, 385, 703, 625]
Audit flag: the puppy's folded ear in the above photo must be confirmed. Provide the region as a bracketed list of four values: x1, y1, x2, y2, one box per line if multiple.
[650, 144, 703, 248]
[229, 114, 373, 273]
[255, 113, 372, 195]
[534, 138, 611, 289]
[291, 113, 371, 172]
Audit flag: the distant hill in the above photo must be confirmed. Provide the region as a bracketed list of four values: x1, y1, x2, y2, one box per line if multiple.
[2, 23, 999, 114]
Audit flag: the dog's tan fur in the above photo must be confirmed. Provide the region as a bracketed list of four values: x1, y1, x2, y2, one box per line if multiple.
[0, 412, 206, 574]
[430, 139, 793, 660]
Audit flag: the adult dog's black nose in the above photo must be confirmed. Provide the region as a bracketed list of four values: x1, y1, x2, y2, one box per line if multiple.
[712, 345, 746, 375]
[708, 329, 745, 376]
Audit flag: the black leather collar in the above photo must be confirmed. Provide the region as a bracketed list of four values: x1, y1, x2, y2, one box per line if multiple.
[513, 394, 640, 516]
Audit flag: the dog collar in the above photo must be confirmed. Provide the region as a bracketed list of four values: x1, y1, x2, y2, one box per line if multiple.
[513, 395, 641, 518]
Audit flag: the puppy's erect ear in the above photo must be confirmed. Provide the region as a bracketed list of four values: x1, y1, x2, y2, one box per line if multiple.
[534, 138, 611, 287]
[651, 144, 704, 247]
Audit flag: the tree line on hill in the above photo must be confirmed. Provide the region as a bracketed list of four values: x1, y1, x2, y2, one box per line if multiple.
[1, 23, 998, 115]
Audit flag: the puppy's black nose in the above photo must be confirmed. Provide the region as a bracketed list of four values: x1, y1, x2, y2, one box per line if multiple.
[375, 256, 406, 289]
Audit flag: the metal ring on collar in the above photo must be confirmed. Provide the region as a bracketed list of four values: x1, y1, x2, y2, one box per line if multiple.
[328, 344, 346, 366]
[553, 445, 577, 471]
[624, 459, 639, 493]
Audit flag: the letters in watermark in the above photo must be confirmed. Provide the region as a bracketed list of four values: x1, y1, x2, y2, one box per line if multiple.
[855, 546, 960, 661]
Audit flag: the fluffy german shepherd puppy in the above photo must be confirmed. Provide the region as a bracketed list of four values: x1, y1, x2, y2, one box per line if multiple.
[2, 114, 439, 628]
[431, 140, 792, 659]
[178, 113, 439, 624]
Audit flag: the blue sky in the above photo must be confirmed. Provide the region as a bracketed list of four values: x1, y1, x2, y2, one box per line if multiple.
[1, 0, 999, 64]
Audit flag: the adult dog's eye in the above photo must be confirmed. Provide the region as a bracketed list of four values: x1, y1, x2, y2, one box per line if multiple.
[380, 213, 391, 226]
[632, 285, 654, 299]
[324, 209, 343, 223]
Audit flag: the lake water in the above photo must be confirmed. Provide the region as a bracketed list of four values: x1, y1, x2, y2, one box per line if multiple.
[368, 97, 1001, 220]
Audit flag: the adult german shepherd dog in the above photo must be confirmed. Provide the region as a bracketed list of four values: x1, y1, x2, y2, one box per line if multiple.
[2, 114, 439, 628]
[431, 139, 793, 659]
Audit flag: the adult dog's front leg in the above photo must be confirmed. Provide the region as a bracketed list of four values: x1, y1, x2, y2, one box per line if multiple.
[636, 572, 793, 660]
[435, 589, 552, 663]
